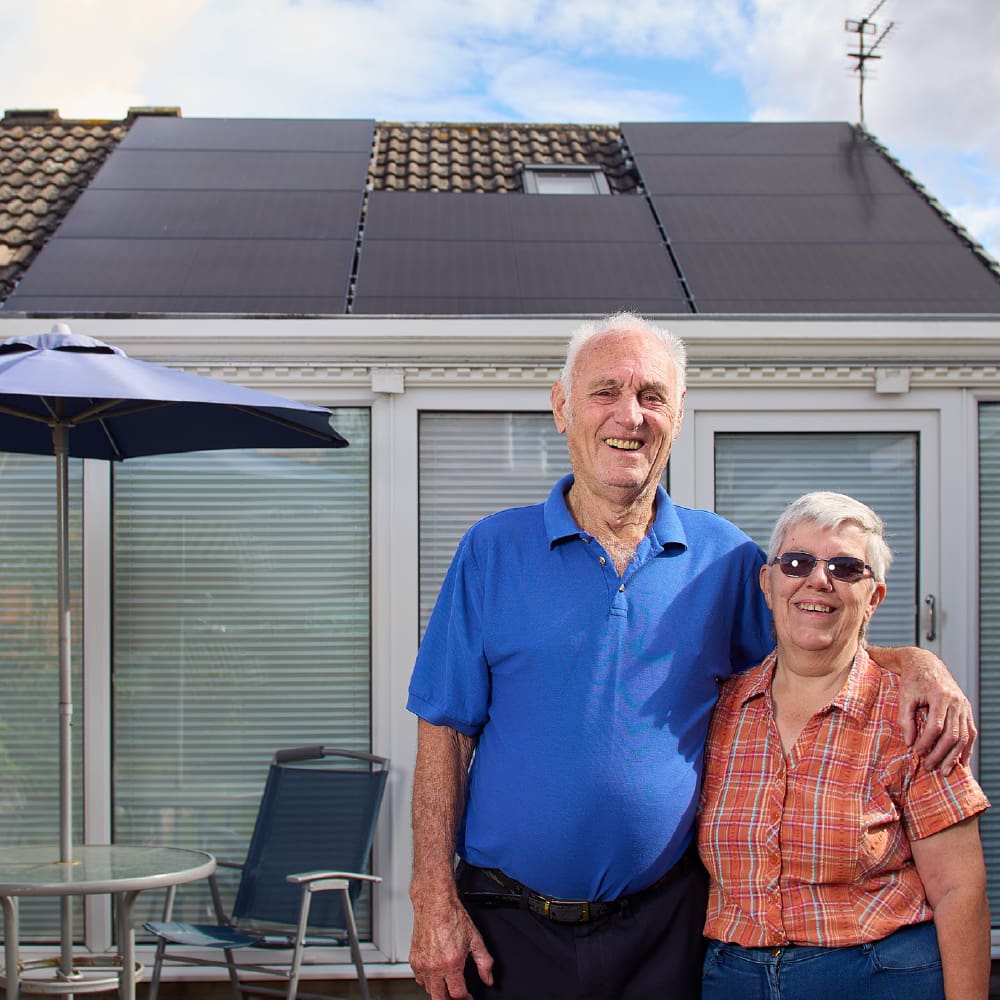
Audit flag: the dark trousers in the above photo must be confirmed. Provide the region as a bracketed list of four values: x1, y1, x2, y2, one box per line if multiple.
[456, 851, 708, 1000]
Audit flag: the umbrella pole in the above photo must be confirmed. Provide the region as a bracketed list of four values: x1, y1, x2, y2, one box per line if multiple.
[54, 423, 75, 982]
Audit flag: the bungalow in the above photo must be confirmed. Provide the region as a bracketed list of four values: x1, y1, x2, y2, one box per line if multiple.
[2, 108, 1000, 985]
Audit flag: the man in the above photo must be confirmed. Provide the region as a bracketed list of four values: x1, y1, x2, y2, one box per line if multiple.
[406, 312, 975, 1000]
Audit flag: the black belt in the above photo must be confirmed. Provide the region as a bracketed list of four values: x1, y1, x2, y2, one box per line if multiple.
[458, 848, 694, 925]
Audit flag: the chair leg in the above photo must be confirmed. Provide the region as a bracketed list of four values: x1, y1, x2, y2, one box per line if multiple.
[148, 886, 176, 1000]
[147, 938, 167, 1000]
[223, 947, 244, 1000]
[339, 888, 370, 1000]
[286, 885, 314, 1000]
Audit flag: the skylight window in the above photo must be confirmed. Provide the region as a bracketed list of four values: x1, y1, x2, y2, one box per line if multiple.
[522, 165, 610, 195]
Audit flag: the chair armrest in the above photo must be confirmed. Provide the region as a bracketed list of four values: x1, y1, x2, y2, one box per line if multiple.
[216, 859, 245, 871]
[286, 870, 381, 886]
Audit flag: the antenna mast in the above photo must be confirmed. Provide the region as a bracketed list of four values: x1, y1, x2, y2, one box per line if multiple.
[845, 0, 895, 125]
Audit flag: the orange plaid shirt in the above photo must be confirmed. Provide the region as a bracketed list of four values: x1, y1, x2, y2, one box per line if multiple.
[698, 647, 989, 947]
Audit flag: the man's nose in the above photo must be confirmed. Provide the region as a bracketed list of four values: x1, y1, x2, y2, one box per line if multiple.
[615, 393, 642, 427]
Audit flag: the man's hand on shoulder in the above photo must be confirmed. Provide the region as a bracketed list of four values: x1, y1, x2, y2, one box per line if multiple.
[871, 644, 977, 773]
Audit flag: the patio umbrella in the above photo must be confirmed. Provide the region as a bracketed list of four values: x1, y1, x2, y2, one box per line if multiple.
[0, 324, 348, 978]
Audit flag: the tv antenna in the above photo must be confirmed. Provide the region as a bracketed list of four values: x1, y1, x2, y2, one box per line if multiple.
[845, 0, 895, 125]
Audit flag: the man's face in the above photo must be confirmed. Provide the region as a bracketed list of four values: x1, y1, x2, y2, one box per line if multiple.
[551, 329, 685, 501]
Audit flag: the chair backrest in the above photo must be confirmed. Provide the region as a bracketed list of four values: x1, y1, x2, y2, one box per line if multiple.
[232, 745, 389, 929]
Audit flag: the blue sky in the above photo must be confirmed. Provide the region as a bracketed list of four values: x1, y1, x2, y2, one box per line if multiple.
[6, 0, 1000, 262]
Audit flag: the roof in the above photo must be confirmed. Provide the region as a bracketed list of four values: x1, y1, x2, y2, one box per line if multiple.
[372, 122, 639, 193]
[2, 110, 999, 316]
[0, 110, 127, 302]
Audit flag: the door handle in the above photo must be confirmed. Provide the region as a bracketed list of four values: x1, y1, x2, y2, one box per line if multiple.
[925, 594, 936, 642]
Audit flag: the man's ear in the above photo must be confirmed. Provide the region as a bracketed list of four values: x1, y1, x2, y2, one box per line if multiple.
[672, 389, 687, 441]
[551, 379, 568, 434]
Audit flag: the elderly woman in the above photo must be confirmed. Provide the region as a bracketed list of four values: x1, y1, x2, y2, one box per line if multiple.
[698, 492, 990, 1000]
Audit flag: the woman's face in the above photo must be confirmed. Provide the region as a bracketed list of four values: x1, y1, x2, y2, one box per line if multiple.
[760, 520, 886, 658]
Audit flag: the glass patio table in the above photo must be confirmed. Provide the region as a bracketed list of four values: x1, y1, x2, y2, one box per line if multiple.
[0, 844, 215, 1000]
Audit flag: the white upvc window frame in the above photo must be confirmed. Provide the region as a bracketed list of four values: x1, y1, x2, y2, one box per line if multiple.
[373, 382, 559, 960]
[668, 385, 970, 694]
[521, 164, 611, 195]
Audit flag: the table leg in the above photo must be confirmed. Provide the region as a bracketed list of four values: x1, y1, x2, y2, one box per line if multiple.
[115, 891, 140, 1000]
[2, 894, 20, 1000]
[60, 895, 74, 999]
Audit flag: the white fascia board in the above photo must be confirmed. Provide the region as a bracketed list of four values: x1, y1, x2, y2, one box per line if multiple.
[3, 314, 1000, 369]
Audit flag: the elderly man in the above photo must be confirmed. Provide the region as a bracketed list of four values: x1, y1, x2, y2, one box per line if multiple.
[406, 312, 974, 1000]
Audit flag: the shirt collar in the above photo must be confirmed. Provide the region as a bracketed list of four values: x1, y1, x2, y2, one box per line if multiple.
[543, 474, 688, 554]
[740, 646, 876, 725]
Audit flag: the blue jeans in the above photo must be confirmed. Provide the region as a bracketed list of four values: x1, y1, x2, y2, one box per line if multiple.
[702, 922, 943, 1000]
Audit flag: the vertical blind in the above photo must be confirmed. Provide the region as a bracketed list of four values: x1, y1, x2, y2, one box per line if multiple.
[111, 408, 372, 930]
[978, 404, 1000, 909]
[714, 432, 919, 648]
[0, 453, 84, 940]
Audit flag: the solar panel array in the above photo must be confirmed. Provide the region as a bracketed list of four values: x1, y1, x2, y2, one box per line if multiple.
[3, 118, 999, 316]
[3, 117, 374, 314]
[621, 121, 1000, 313]
[352, 191, 689, 314]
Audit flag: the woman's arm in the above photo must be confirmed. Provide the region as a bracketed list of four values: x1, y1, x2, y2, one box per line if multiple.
[910, 816, 990, 999]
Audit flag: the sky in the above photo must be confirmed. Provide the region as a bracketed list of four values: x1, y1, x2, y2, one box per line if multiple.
[5, 0, 1000, 261]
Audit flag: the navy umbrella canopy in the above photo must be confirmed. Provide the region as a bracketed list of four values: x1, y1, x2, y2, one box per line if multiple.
[0, 325, 347, 979]
[0, 326, 347, 458]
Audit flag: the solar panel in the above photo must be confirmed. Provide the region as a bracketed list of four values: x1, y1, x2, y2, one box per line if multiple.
[6, 238, 356, 299]
[121, 116, 375, 153]
[89, 149, 371, 191]
[675, 242, 1000, 312]
[635, 152, 907, 197]
[3, 118, 374, 314]
[622, 121, 861, 156]
[652, 193, 954, 243]
[362, 191, 663, 242]
[56, 189, 365, 239]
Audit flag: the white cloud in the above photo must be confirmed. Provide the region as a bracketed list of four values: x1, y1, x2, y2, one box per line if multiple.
[3, 0, 205, 117]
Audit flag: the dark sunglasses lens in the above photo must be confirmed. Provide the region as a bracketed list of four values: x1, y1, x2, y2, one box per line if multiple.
[826, 557, 868, 582]
[776, 552, 868, 582]
[777, 552, 815, 577]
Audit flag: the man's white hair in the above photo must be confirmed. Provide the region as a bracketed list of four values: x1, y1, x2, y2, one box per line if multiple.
[558, 311, 688, 399]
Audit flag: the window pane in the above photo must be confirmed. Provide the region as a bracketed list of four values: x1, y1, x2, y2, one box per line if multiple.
[978, 403, 1000, 913]
[714, 431, 918, 647]
[112, 409, 372, 933]
[523, 167, 609, 195]
[0, 453, 84, 941]
[418, 413, 571, 634]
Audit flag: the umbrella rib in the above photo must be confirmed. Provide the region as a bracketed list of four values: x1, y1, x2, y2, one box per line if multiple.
[228, 403, 335, 441]
[0, 400, 53, 424]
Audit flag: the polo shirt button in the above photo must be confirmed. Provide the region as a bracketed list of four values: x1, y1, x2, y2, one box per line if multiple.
[599, 557, 606, 565]
[619, 584, 625, 592]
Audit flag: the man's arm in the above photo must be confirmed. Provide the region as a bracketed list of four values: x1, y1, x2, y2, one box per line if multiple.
[409, 718, 493, 1000]
[869, 645, 977, 772]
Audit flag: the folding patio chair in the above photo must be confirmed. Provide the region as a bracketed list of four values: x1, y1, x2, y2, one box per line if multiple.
[145, 746, 389, 1000]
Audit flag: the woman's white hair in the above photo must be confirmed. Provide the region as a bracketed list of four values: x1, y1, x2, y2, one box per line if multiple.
[767, 491, 894, 583]
[558, 310, 688, 399]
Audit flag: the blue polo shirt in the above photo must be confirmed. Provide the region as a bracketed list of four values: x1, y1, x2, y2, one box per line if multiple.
[407, 474, 771, 901]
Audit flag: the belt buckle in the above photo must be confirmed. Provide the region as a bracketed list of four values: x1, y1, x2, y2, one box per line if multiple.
[541, 896, 591, 923]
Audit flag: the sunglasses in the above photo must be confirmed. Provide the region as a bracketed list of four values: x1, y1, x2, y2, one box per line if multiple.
[772, 551, 873, 583]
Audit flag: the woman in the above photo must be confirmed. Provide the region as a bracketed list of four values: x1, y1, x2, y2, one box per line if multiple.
[699, 492, 990, 999]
